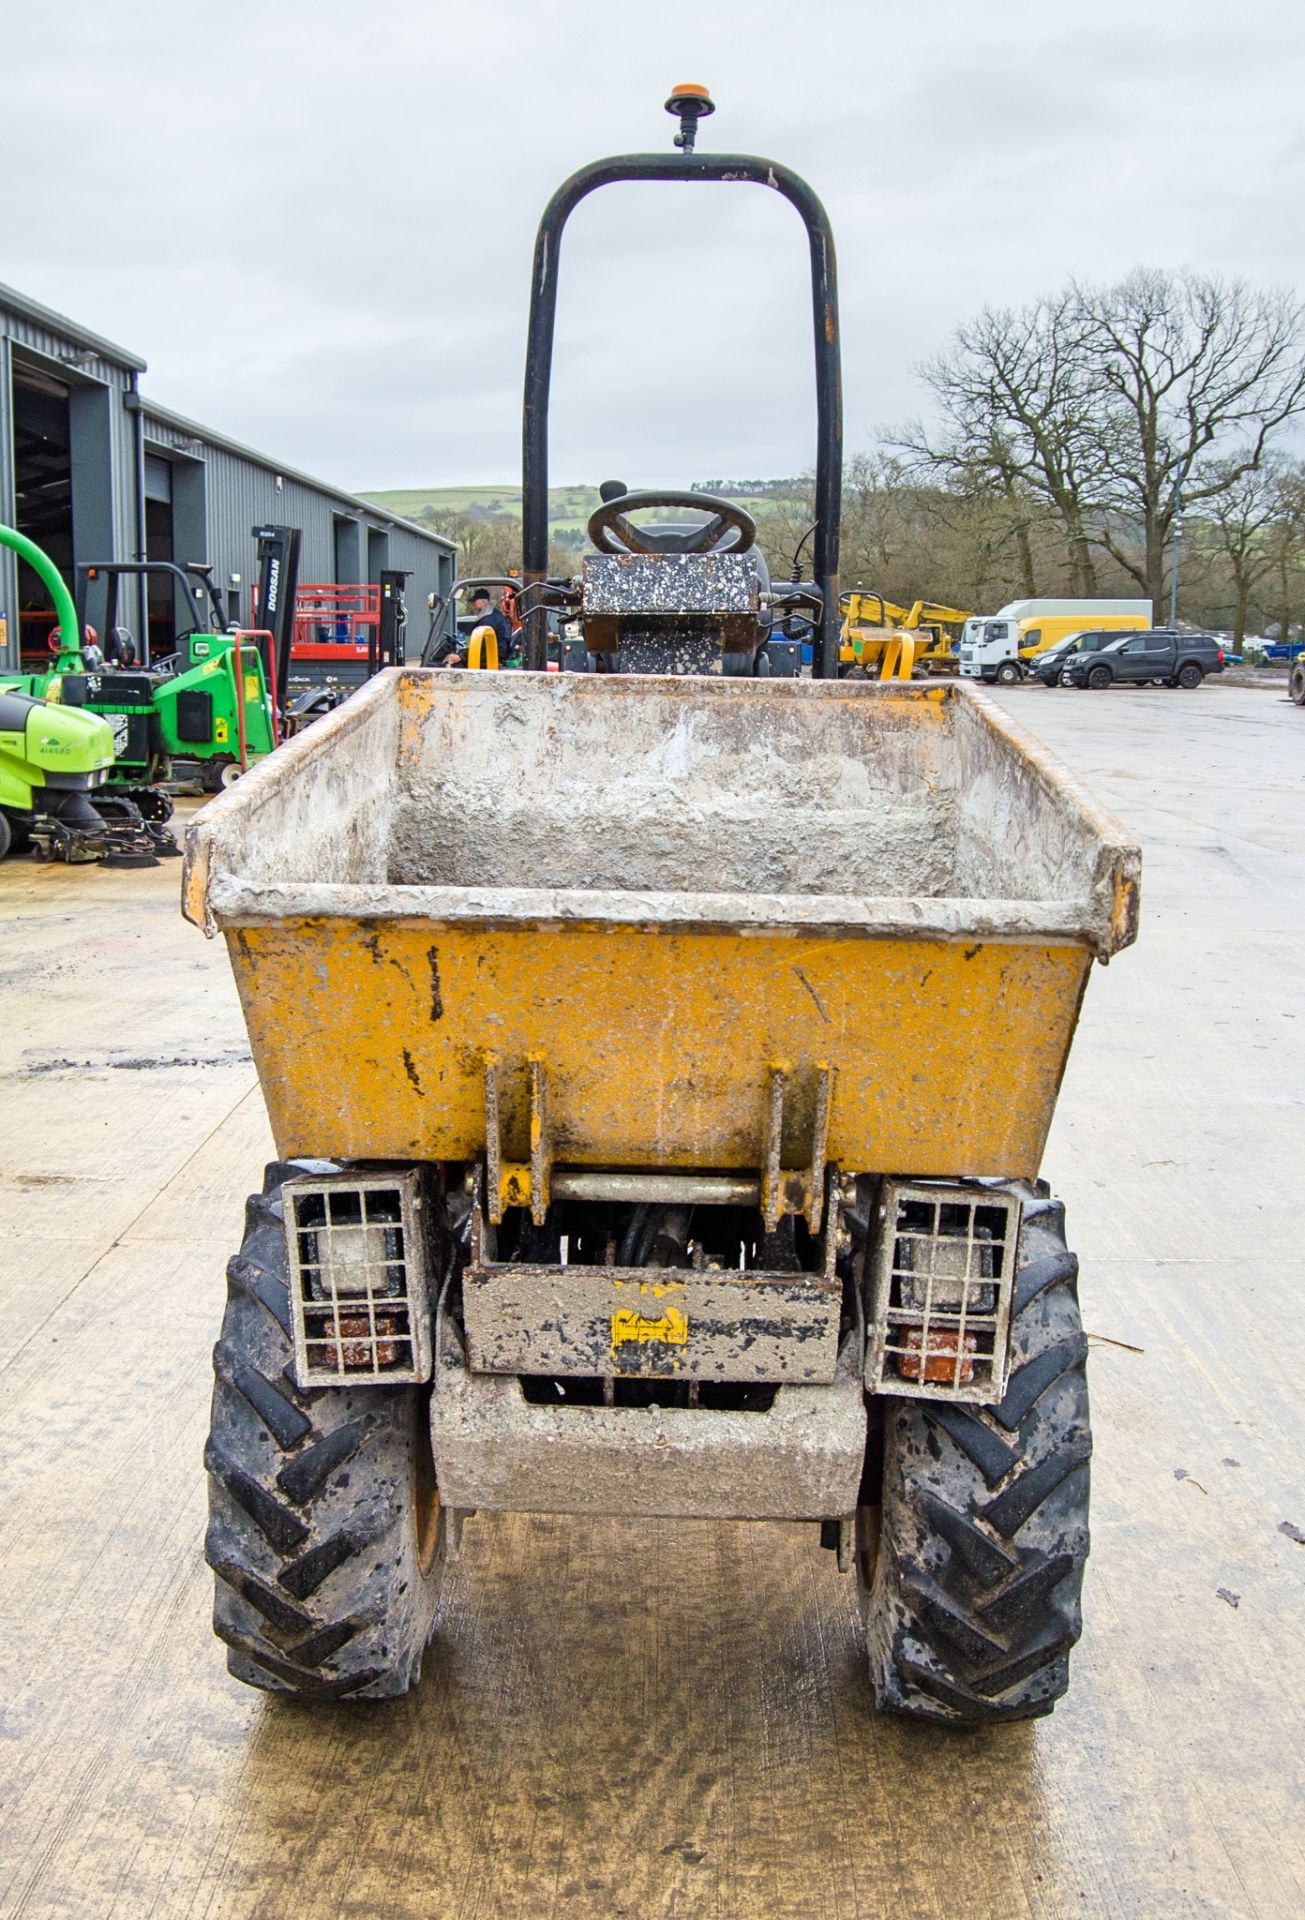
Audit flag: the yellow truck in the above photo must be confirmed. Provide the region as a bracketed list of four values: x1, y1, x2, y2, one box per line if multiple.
[958, 599, 1153, 685]
[185, 89, 1140, 1729]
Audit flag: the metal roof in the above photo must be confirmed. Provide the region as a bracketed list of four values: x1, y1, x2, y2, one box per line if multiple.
[0, 280, 147, 371]
[1, 280, 451, 555]
[141, 400, 455, 552]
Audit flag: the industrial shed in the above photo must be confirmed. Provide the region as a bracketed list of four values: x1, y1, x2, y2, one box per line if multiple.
[0, 281, 454, 669]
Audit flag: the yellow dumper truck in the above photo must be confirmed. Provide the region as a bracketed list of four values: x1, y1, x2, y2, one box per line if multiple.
[185, 90, 1140, 1725]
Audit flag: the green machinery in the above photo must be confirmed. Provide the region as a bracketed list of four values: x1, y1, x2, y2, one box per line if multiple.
[8, 553, 277, 808]
[0, 528, 167, 864]
[67, 560, 277, 795]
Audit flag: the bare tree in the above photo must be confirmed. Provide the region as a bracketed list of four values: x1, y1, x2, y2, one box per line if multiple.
[1264, 464, 1305, 650]
[1083, 270, 1305, 603]
[901, 270, 1305, 612]
[899, 293, 1109, 594]
[1198, 456, 1290, 645]
[419, 509, 579, 579]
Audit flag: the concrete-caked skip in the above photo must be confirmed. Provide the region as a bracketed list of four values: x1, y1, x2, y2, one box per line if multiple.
[188, 88, 1140, 1725]
[186, 665, 1138, 1723]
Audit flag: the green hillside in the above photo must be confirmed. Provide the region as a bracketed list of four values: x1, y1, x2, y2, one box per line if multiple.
[360, 483, 803, 542]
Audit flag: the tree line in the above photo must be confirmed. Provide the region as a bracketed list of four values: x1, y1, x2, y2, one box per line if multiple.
[418, 267, 1305, 645]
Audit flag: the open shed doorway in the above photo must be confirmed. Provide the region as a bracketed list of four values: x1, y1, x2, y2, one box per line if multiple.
[12, 363, 72, 666]
[144, 454, 177, 656]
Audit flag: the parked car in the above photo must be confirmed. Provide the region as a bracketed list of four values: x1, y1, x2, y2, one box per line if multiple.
[1064, 629, 1226, 690]
[1032, 629, 1135, 686]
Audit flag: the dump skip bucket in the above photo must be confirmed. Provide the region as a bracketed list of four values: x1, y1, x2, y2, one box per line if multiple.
[184, 671, 1138, 1182]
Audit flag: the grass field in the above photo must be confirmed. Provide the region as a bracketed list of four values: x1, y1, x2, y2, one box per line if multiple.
[360, 483, 803, 543]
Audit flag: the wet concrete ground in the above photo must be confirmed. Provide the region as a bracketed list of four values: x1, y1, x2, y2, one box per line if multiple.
[0, 681, 1301, 1919]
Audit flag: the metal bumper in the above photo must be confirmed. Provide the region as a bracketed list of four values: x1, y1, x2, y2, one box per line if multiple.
[431, 1325, 867, 1521]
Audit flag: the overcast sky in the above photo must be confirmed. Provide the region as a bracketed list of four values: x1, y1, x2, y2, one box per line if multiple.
[6, 0, 1303, 494]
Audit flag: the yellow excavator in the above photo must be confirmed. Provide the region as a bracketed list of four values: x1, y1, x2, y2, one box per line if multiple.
[840, 594, 972, 680]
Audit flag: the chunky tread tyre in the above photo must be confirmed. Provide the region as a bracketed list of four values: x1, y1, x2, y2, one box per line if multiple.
[865, 1189, 1090, 1725]
[205, 1162, 443, 1699]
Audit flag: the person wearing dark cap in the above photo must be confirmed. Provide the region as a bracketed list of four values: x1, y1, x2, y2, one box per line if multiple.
[468, 588, 514, 664]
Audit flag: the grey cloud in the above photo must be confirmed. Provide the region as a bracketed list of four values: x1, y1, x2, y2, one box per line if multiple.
[6, 0, 1303, 490]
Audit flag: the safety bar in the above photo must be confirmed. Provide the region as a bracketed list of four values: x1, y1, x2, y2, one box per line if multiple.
[521, 148, 843, 678]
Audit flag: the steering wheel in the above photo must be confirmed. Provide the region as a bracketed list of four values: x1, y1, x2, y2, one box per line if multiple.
[587, 489, 757, 557]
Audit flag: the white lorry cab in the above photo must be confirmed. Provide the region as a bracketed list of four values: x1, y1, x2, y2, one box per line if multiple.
[958, 600, 1153, 684]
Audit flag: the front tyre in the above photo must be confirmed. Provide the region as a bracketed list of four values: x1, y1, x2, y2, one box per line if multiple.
[205, 1163, 444, 1699]
[862, 1188, 1090, 1724]
[1087, 665, 1112, 690]
[201, 757, 239, 793]
[994, 661, 1022, 685]
[1290, 658, 1305, 706]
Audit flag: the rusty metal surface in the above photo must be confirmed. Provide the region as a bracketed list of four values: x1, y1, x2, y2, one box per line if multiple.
[433, 1321, 866, 1518]
[550, 1168, 763, 1204]
[283, 1168, 433, 1388]
[865, 1179, 1022, 1403]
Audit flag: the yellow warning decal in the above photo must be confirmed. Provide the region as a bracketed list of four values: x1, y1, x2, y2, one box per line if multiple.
[611, 1305, 689, 1349]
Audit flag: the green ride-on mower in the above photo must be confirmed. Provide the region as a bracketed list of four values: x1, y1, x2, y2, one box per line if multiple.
[10, 557, 276, 829]
[0, 528, 171, 865]
[65, 560, 277, 796]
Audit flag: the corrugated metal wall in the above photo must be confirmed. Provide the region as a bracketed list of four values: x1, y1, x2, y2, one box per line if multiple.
[143, 410, 454, 631]
[0, 282, 454, 668]
[0, 293, 143, 665]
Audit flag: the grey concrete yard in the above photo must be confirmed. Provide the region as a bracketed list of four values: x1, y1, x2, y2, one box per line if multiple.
[0, 679, 1301, 1919]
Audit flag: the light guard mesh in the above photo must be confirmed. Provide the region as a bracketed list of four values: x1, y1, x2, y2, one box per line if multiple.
[284, 1170, 432, 1387]
[866, 1181, 1020, 1404]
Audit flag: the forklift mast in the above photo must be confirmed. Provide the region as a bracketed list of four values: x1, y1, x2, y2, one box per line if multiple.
[253, 525, 303, 712]
[376, 570, 411, 672]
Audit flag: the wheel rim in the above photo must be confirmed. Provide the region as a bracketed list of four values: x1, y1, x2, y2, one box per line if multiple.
[218, 762, 242, 789]
[853, 1503, 882, 1627]
[413, 1385, 443, 1576]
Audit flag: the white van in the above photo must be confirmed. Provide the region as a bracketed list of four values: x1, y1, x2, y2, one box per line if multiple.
[958, 600, 1153, 684]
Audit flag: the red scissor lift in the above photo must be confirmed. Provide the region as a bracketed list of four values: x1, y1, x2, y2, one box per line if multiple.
[287, 583, 381, 693]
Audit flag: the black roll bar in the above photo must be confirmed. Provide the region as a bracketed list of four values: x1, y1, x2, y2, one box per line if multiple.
[76, 560, 227, 665]
[521, 147, 843, 677]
